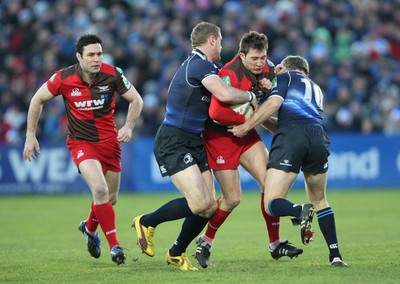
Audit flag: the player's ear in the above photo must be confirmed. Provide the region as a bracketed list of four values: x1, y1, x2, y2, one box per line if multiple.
[76, 52, 82, 61]
[209, 35, 216, 46]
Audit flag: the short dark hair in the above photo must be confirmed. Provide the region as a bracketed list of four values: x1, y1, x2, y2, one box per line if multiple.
[238, 31, 268, 55]
[75, 34, 102, 55]
[281, 55, 309, 76]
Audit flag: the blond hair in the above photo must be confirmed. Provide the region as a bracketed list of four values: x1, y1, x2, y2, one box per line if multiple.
[281, 55, 309, 76]
[190, 21, 221, 48]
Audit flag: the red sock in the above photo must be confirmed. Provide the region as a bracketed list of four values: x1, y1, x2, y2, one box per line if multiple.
[205, 207, 231, 240]
[261, 192, 280, 243]
[85, 201, 99, 232]
[92, 202, 120, 250]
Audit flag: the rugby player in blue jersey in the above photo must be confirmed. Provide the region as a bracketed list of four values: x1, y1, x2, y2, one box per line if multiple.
[131, 21, 257, 271]
[230, 55, 347, 267]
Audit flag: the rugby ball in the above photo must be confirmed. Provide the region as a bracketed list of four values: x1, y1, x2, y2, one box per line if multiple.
[231, 102, 251, 115]
[213, 102, 253, 125]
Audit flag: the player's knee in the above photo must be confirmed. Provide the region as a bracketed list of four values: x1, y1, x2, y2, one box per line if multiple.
[199, 203, 217, 218]
[109, 195, 118, 205]
[264, 203, 273, 216]
[192, 198, 217, 218]
[312, 198, 329, 211]
[108, 187, 119, 205]
[263, 197, 274, 216]
[92, 184, 108, 202]
[225, 197, 241, 210]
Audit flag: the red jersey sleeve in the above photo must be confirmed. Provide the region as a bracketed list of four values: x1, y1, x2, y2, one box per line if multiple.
[46, 71, 62, 96]
[209, 95, 245, 125]
[209, 68, 246, 125]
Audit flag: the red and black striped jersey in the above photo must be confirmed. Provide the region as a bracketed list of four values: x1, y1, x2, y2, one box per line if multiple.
[47, 63, 131, 142]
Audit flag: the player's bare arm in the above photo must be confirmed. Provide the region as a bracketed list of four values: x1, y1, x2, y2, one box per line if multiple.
[202, 75, 258, 111]
[117, 86, 143, 143]
[23, 83, 54, 161]
[229, 96, 283, 138]
[262, 116, 278, 133]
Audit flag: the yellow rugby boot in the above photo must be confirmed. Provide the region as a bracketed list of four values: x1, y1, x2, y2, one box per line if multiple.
[166, 251, 198, 271]
[132, 215, 155, 257]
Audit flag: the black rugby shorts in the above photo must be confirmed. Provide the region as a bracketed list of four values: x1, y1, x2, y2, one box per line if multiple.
[153, 124, 209, 177]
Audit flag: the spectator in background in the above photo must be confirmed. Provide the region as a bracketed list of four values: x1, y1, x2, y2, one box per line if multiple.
[1, 0, 400, 145]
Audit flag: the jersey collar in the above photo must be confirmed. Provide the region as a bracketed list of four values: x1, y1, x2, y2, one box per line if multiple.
[192, 48, 207, 60]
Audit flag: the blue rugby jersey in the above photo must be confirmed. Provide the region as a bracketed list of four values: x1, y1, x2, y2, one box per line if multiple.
[163, 49, 220, 134]
[269, 71, 324, 127]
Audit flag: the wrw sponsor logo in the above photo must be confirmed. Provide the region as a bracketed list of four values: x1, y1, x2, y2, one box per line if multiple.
[74, 98, 105, 109]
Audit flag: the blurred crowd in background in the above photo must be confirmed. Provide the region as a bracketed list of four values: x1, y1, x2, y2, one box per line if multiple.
[1, 0, 400, 146]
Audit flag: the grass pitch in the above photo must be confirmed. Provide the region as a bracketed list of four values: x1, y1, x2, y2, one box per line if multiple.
[1, 189, 399, 283]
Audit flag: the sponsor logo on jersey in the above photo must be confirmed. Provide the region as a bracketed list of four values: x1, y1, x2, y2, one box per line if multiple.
[49, 73, 57, 82]
[74, 99, 105, 110]
[221, 76, 231, 86]
[74, 95, 109, 111]
[77, 150, 84, 159]
[116, 67, 123, 74]
[183, 153, 193, 164]
[122, 74, 132, 89]
[216, 156, 225, 164]
[97, 85, 110, 92]
[279, 159, 292, 167]
[71, 88, 82, 97]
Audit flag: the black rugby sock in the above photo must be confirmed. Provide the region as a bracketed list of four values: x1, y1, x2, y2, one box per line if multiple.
[317, 207, 341, 261]
[141, 197, 193, 227]
[169, 215, 210, 256]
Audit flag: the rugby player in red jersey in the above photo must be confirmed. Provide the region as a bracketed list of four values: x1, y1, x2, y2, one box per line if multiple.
[23, 34, 143, 265]
[195, 31, 303, 268]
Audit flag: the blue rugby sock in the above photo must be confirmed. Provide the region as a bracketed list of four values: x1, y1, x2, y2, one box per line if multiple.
[268, 198, 302, 217]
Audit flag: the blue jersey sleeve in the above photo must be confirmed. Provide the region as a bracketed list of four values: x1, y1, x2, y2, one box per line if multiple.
[186, 59, 219, 85]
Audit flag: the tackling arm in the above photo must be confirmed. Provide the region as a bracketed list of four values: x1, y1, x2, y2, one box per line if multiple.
[202, 75, 258, 111]
[229, 96, 283, 138]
